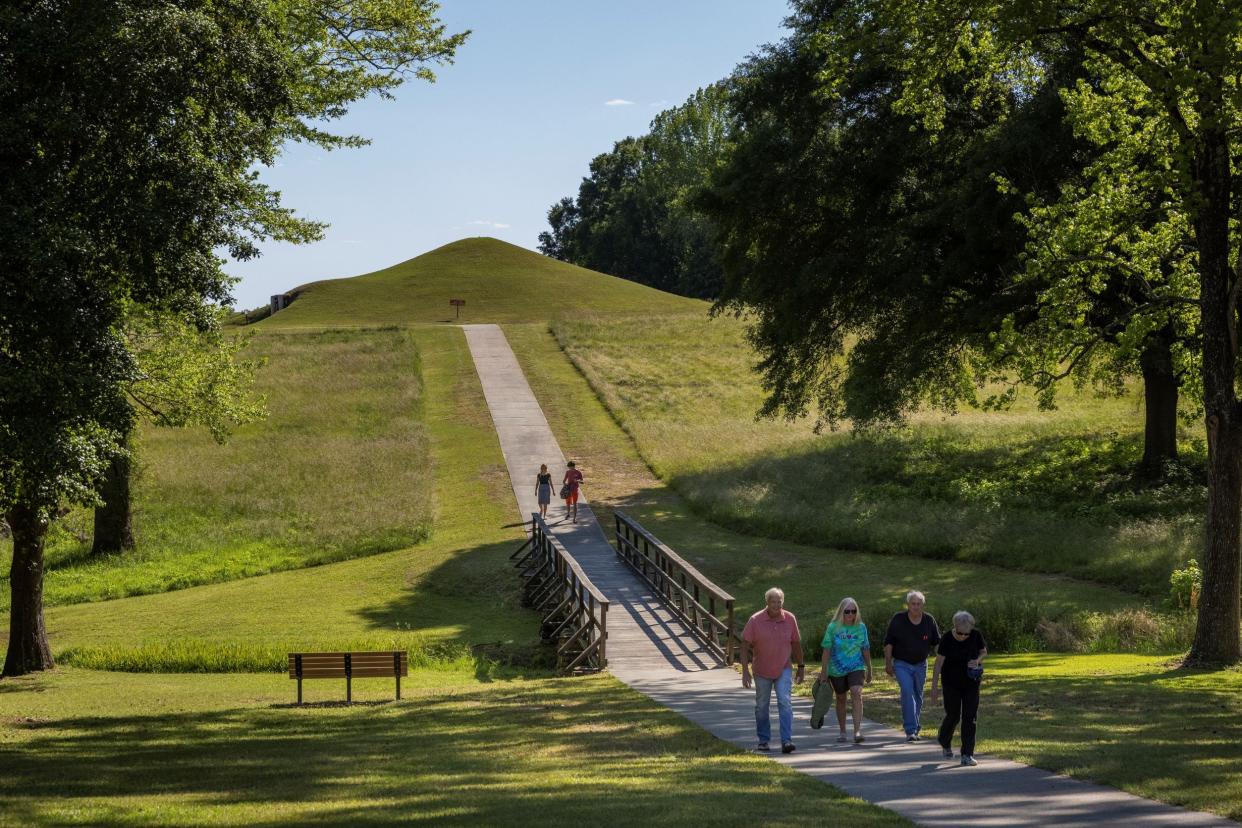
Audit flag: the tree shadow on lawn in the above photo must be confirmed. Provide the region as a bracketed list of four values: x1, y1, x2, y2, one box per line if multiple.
[0, 679, 894, 826]
[869, 665, 1242, 819]
[354, 537, 550, 678]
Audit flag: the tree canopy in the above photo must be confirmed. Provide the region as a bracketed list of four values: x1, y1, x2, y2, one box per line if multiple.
[539, 85, 730, 299]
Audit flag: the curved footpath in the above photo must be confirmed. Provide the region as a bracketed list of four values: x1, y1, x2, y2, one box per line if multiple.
[463, 323, 1234, 828]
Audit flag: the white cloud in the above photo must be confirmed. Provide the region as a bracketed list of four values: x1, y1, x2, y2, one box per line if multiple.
[649, 100, 669, 108]
[468, 220, 511, 229]
[605, 98, 635, 107]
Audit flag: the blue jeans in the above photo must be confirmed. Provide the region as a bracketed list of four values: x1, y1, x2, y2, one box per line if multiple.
[754, 666, 794, 745]
[893, 659, 927, 736]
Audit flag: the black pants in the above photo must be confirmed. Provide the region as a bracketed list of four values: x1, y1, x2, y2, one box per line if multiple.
[938, 681, 980, 756]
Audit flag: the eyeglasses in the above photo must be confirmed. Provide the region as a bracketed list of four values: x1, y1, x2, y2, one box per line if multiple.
[843, 609, 857, 615]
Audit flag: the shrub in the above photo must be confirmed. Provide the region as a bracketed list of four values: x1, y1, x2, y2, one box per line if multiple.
[1169, 559, 1202, 609]
[57, 636, 550, 676]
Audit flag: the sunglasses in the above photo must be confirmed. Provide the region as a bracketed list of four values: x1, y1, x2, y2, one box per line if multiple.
[843, 608, 858, 615]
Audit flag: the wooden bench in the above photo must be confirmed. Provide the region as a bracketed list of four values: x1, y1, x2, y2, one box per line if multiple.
[287, 651, 408, 704]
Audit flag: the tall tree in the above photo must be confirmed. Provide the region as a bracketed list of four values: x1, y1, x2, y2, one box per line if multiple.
[539, 86, 731, 298]
[1, 0, 466, 676]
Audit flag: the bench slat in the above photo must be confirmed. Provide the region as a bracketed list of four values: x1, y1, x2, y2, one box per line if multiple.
[287, 651, 406, 659]
[287, 651, 408, 680]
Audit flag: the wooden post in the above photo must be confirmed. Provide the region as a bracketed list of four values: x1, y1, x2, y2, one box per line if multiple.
[296, 654, 303, 705]
[599, 601, 608, 668]
[345, 653, 352, 704]
[394, 652, 402, 701]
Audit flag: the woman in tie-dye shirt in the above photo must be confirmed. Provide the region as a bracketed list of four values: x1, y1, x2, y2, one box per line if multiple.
[817, 597, 873, 743]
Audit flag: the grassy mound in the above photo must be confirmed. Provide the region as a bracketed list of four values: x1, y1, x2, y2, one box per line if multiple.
[258, 237, 705, 329]
[550, 313, 1204, 598]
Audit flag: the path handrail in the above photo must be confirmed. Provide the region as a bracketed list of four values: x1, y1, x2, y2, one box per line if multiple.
[613, 510, 736, 664]
[513, 514, 608, 673]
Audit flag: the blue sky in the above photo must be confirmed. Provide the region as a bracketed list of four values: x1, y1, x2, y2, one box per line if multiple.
[225, 0, 791, 309]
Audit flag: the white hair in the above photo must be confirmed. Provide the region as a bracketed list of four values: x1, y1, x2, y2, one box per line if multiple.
[764, 587, 785, 602]
[953, 610, 975, 631]
[906, 590, 925, 604]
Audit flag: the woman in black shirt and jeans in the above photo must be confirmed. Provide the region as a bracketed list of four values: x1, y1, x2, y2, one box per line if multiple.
[931, 610, 987, 766]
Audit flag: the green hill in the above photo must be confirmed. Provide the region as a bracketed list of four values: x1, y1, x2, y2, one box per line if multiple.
[258, 237, 705, 328]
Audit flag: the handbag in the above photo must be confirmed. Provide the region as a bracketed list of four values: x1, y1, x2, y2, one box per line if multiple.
[559, 483, 571, 499]
[967, 664, 984, 682]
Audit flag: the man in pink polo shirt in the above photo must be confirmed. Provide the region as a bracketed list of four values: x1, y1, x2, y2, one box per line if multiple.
[741, 587, 805, 753]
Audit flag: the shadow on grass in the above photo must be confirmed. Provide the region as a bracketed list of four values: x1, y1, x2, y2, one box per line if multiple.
[0, 679, 900, 826]
[866, 666, 1242, 820]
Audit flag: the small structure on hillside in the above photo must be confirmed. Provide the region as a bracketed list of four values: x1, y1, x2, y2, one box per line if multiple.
[270, 293, 294, 314]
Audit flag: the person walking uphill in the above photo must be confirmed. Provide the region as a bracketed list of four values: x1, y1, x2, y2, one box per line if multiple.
[818, 597, 873, 744]
[562, 461, 583, 523]
[883, 590, 940, 742]
[931, 610, 987, 766]
[535, 464, 553, 519]
[741, 587, 804, 754]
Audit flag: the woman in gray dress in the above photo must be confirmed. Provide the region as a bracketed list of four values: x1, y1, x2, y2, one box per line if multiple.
[535, 464, 553, 518]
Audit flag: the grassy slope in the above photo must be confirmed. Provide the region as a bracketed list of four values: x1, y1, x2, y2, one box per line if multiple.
[259, 237, 705, 329]
[1, 329, 433, 610]
[38, 326, 532, 661]
[507, 322, 1242, 821]
[552, 313, 1204, 597]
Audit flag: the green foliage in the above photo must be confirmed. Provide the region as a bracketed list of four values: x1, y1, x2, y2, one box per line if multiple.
[1170, 560, 1203, 610]
[128, 306, 267, 442]
[539, 85, 730, 299]
[56, 637, 533, 674]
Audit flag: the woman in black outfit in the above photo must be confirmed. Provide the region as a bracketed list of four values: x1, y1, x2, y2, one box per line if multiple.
[930, 610, 987, 766]
[535, 464, 553, 518]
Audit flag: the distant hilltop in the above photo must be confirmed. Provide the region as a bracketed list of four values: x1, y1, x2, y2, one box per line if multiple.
[238, 237, 704, 328]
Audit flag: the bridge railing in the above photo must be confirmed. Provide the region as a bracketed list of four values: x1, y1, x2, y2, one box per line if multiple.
[613, 510, 736, 664]
[511, 513, 608, 673]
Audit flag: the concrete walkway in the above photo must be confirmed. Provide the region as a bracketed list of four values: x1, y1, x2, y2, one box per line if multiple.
[463, 323, 1235, 828]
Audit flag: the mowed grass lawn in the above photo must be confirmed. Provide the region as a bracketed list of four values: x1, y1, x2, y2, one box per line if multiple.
[1, 328, 432, 610]
[860, 654, 1242, 821]
[552, 313, 1205, 598]
[0, 669, 907, 827]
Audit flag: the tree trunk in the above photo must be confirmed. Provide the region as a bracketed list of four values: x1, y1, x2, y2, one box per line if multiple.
[1188, 124, 1242, 666]
[1138, 333, 1179, 478]
[91, 450, 134, 556]
[3, 502, 55, 677]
